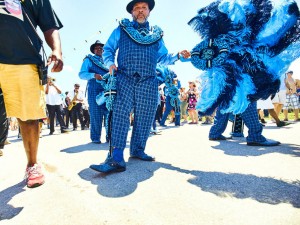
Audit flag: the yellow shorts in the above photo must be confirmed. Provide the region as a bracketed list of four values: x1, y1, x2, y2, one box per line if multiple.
[0, 63, 46, 121]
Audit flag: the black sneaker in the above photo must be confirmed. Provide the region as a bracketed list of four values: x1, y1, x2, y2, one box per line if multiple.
[61, 129, 70, 134]
[277, 121, 290, 127]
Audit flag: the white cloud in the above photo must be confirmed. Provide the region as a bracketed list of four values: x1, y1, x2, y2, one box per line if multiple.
[63, 65, 74, 72]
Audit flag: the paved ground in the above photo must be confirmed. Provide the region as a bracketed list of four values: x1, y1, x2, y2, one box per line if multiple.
[0, 120, 300, 225]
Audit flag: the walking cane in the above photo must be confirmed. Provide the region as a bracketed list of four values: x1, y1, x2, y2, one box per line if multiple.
[105, 69, 116, 157]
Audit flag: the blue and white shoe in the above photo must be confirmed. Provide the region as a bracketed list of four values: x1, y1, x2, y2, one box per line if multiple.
[130, 151, 155, 161]
[90, 155, 126, 173]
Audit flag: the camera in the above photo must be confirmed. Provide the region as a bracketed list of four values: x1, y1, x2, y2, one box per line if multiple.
[38, 64, 49, 85]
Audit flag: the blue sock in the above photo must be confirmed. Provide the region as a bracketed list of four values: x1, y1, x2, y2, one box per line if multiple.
[113, 148, 124, 162]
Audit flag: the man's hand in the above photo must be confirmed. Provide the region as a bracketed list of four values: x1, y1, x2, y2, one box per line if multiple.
[179, 50, 191, 59]
[44, 29, 63, 72]
[47, 50, 63, 72]
[94, 74, 103, 80]
[109, 64, 118, 75]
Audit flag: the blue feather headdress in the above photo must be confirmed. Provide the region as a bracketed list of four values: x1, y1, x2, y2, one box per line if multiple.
[188, 0, 300, 115]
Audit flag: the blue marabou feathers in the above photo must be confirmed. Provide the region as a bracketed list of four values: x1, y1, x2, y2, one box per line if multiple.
[189, 0, 300, 115]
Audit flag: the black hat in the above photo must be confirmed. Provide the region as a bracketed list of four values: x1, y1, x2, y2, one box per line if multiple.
[90, 40, 104, 54]
[126, 0, 155, 13]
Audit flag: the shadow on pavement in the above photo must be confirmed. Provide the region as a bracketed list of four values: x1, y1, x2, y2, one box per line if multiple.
[78, 161, 300, 208]
[262, 126, 293, 130]
[0, 181, 26, 221]
[61, 142, 130, 154]
[61, 142, 109, 153]
[211, 139, 300, 157]
[187, 171, 300, 208]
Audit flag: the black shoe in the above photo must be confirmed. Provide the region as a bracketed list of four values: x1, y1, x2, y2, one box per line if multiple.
[92, 141, 101, 144]
[276, 121, 290, 127]
[209, 135, 232, 141]
[247, 139, 280, 146]
[81, 126, 85, 130]
[260, 119, 266, 124]
[73, 127, 77, 131]
[49, 132, 54, 135]
[130, 151, 155, 161]
[61, 129, 70, 133]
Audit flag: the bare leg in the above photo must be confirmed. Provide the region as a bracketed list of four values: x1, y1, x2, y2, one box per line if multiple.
[294, 109, 299, 120]
[268, 109, 280, 124]
[283, 109, 289, 120]
[188, 110, 193, 123]
[258, 109, 264, 120]
[18, 119, 39, 167]
[273, 103, 283, 116]
[193, 110, 198, 124]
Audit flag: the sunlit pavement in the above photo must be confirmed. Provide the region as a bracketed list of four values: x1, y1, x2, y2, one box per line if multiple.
[1, 121, 300, 225]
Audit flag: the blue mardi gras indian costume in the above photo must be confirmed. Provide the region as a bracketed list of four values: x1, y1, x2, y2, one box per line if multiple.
[90, 0, 183, 173]
[188, 0, 300, 145]
[156, 65, 181, 126]
[79, 41, 109, 143]
[189, 0, 300, 115]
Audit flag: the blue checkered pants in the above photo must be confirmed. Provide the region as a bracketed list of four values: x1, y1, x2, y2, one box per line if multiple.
[88, 81, 108, 142]
[209, 101, 266, 142]
[112, 73, 158, 154]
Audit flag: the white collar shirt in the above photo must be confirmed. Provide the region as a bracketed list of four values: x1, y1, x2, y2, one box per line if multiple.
[46, 85, 63, 105]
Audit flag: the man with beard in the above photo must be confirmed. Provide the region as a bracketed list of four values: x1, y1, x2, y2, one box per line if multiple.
[90, 0, 190, 173]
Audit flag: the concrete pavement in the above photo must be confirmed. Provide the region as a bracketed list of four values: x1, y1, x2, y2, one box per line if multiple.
[0, 120, 300, 225]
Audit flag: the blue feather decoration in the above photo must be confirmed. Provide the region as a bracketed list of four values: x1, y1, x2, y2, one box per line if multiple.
[189, 0, 300, 115]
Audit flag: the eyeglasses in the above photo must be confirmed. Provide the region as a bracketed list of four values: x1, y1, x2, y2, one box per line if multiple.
[94, 47, 103, 51]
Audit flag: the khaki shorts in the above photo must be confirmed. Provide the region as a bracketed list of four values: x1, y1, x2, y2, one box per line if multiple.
[0, 63, 46, 121]
[271, 90, 286, 105]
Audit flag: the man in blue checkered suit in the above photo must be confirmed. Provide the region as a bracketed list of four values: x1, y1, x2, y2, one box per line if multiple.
[209, 101, 280, 146]
[90, 0, 190, 173]
[79, 41, 109, 144]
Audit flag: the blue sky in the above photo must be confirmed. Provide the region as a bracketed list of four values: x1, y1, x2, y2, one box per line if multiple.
[46, 0, 300, 93]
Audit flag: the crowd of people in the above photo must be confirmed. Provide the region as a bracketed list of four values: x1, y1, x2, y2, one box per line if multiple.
[1, 0, 300, 189]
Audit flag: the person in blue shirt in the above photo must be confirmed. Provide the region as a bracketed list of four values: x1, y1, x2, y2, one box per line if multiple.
[79, 40, 109, 143]
[90, 0, 190, 173]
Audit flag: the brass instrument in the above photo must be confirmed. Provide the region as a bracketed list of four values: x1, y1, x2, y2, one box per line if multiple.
[68, 91, 78, 111]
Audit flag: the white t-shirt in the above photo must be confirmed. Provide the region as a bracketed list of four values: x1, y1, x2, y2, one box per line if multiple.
[68, 89, 85, 103]
[46, 85, 63, 105]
